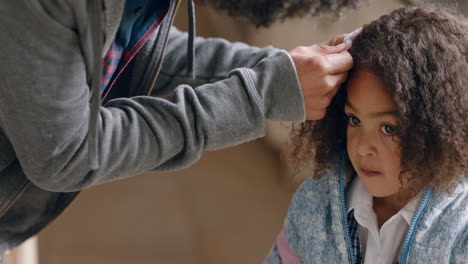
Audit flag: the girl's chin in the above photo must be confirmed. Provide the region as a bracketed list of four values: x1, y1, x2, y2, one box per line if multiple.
[359, 179, 399, 198]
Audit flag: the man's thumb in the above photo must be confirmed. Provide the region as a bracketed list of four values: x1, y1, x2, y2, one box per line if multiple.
[320, 42, 347, 54]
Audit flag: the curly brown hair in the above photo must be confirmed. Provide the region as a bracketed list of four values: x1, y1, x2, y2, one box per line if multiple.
[291, 7, 468, 193]
[201, 0, 363, 27]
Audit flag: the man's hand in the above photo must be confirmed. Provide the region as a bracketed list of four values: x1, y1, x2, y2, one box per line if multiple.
[289, 28, 361, 120]
[289, 43, 353, 120]
[325, 27, 362, 46]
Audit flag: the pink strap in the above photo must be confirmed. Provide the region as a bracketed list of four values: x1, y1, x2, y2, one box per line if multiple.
[276, 230, 302, 264]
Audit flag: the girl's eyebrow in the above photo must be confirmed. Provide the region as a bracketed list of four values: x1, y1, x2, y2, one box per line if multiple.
[345, 100, 399, 118]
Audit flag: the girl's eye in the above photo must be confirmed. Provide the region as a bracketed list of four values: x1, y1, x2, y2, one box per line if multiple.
[380, 124, 396, 136]
[348, 115, 360, 127]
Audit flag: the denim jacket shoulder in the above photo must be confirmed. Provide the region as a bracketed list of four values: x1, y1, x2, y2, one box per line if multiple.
[269, 153, 467, 264]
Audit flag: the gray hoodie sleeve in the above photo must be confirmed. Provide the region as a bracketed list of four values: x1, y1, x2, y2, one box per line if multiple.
[152, 27, 287, 94]
[0, 1, 305, 192]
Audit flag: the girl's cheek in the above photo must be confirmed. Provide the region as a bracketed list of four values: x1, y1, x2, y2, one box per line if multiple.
[347, 126, 359, 142]
[381, 137, 402, 172]
[346, 127, 358, 154]
[382, 135, 400, 154]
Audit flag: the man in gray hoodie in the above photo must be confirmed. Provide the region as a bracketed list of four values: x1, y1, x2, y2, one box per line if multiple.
[0, 0, 359, 254]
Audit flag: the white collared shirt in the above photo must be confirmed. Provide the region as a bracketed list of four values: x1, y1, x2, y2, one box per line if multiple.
[346, 177, 422, 264]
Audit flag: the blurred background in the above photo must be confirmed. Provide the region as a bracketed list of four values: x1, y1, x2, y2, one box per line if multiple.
[4, 0, 466, 263]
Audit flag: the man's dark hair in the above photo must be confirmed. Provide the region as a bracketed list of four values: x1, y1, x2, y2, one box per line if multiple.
[200, 0, 363, 27]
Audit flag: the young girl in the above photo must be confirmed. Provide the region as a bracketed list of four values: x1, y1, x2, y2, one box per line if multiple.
[265, 6, 467, 264]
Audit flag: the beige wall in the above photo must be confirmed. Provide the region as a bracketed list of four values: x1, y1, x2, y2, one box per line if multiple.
[35, 1, 404, 264]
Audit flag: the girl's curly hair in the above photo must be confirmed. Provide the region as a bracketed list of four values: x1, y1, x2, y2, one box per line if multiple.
[292, 7, 468, 193]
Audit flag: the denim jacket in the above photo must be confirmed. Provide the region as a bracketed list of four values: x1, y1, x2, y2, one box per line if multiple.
[265, 152, 467, 263]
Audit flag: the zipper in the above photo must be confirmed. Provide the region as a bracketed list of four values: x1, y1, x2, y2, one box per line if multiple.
[87, 0, 106, 103]
[0, 179, 32, 219]
[0, 1, 106, 222]
[338, 151, 356, 264]
[86, 0, 106, 103]
[397, 187, 433, 264]
[146, 0, 181, 96]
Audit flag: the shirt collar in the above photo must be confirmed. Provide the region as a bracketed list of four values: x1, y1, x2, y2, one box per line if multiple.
[346, 176, 422, 225]
[346, 175, 373, 214]
[399, 193, 422, 224]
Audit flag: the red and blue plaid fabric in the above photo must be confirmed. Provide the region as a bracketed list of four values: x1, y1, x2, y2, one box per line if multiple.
[102, 42, 123, 89]
[347, 209, 363, 264]
[347, 210, 402, 264]
[101, 0, 170, 98]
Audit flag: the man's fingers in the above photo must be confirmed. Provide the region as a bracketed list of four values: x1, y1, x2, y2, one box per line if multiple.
[303, 72, 347, 120]
[327, 72, 348, 90]
[318, 42, 347, 55]
[323, 33, 347, 46]
[290, 42, 353, 122]
[305, 74, 345, 105]
[325, 51, 353, 74]
[345, 27, 363, 41]
[343, 27, 363, 48]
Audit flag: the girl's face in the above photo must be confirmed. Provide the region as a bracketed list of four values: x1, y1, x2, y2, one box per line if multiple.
[345, 69, 404, 198]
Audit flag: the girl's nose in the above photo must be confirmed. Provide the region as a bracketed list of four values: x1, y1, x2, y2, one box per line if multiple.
[356, 130, 377, 157]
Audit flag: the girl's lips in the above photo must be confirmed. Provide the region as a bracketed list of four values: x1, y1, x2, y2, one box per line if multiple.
[359, 167, 381, 177]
